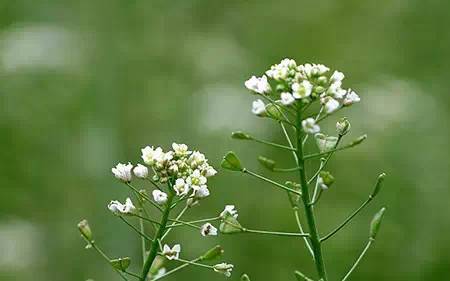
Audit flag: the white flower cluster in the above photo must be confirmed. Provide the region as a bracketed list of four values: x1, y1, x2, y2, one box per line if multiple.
[245, 58, 360, 116]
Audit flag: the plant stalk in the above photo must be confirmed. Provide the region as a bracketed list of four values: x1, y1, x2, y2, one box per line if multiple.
[296, 105, 328, 281]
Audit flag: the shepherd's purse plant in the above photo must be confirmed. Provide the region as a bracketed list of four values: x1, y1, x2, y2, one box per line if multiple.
[77, 58, 387, 281]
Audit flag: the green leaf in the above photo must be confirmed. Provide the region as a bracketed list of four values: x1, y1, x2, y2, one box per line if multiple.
[201, 245, 224, 261]
[219, 214, 243, 234]
[221, 151, 243, 171]
[110, 257, 131, 271]
[370, 207, 386, 239]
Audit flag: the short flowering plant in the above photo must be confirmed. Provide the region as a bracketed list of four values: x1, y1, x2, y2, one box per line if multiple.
[78, 57, 388, 281]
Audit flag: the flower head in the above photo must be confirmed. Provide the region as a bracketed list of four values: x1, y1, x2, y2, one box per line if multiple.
[201, 223, 218, 236]
[292, 80, 313, 99]
[133, 164, 148, 179]
[162, 244, 181, 260]
[108, 198, 136, 215]
[213, 263, 233, 277]
[112, 162, 133, 182]
[302, 118, 320, 134]
[252, 99, 266, 116]
[152, 190, 168, 205]
[280, 92, 295, 105]
[244, 75, 271, 94]
[220, 205, 238, 219]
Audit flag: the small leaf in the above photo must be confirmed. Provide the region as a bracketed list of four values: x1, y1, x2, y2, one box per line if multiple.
[110, 257, 131, 271]
[219, 214, 243, 234]
[257, 156, 276, 171]
[370, 207, 386, 239]
[231, 131, 253, 140]
[221, 151, 243, 171]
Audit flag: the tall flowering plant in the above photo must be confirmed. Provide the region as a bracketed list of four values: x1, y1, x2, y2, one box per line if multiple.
[221, 59, 387, 281]
[78, 144, 234, 280]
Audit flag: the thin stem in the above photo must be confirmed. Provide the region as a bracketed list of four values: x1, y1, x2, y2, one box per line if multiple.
[311, 160, 326, 201]
[140, 192, 175, 281]
[307, 136, 342, 185]
[280, 122, 314, 257]
[119, 216, 154, 242]
[303, 142, 357, 160]
[169, 217, 221, 228]
[125, 270, 142, 279]
[175, 258, 214, 269]
[302, 106, 323, 146]
[341, 239, 374, 281]
[126, 183, 163, 212]
[320, 196, 373, 243]
[273, 167, 300, 172]
[296, 104, 328, 281]
[135, 198, 147, 263]
[253, 138, 297, 152]
[161, 205, 189, 240]
[150, 257, 202, 281]
[131, 213, 162, 226]
[146, 178, 162, 190]
[242, 228, 310, 237]
[243, 169, 302, 196]
[87, 240, 128, 281]
[167, 218, 201, 230]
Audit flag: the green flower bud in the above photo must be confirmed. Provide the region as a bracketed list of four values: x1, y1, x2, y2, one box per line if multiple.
[370, 207, 386, 239]
[231, 131, 253, 140]
[317, 76, 328, 86]
[77, 219, 93, 241]
[276, 84, 287, 92]
[201, 245, 224, 261]
[336, 117, 351, 136]
[241, 274, 251, 281]
[110, 257, 131, 271]
[221, 151, 243, 172]
[349, 134, 367, 147]
[257, 156, 276, 171]
[370, 173, 386, 199]
[319, 171, 335, 189]
[314, 86, 326, 94]
[219, 214, 243, 234]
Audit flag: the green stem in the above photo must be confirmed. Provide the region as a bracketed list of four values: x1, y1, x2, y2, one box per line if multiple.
[119, 216, 154, 242]
[140, 192, 175, 281]
[175, 258, 214, 269]
[167, 218, 201, 230]
[88, 240, 128, 281]
[150, 257, 203, 281]
[296, 104, 328, 281]
[320, 196, 373, 243]
[253, 138, 297, 151]
[341, 239, 374, 281]
[303, 142, 357, 160]
[243, 169, 302, 196]
[242, 228, 309, 237]
[126, 183, 163, 212]
[307, 136, 342, 185]
[161, 205, 189, 240]
[169, 217, 221, 228]
[273, 167, 300, 172]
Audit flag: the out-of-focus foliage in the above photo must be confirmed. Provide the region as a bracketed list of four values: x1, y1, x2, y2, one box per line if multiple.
[0, 0, 449, 280]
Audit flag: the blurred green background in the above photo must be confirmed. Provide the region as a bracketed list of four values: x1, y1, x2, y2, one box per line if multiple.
[1, 0, 449, 280]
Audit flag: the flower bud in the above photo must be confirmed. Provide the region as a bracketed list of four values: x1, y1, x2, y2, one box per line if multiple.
[221, 151, 243, 172]
[370, 173, 386, 199]
[349, 134, 367, 147]
[314, 85, 326, 94]
[370, 207, 386, 239]
[241, 274, 251, 281]
[315, 133, 338, 152]
[77, 219, 93, 241]
[201, 245, 224, 261]
[317, 76, 328, 86]
[231, 131, 253, 140]
[318, 171, 335, 189]
[110, 257, 131, 271]
[336, 118, 351, 136]
[257, 156, 276, 171]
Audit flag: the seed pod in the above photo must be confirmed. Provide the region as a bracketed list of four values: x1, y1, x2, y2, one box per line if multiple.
[110, 257, 131, 271]
[221, 151, 243, 171]
[370, 173, 386, 198]
[231, 131, 253, 140]
[370, 207, 386, 239]
[201, 245, 224, 261]
[257, 156, 276, 171]
[77, 219, 92, 241]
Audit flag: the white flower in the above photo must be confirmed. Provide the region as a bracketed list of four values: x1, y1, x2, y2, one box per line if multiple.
[204, 165, 217, 177]
[172, 143, 191, 157]
[299, 63, 329, 77]
[330, 70, 345, 82]
[112, 162, 133, 182]
[302, 118, 320, 134]
[162, 244, 181, 260]
[194, 185, 210, 198]
[152, 190, 168, 205]
[213, 263, 234, 277]
[327, 82, 347, 99]
[251, 99, 266, 116]
[280, 92, 295, 105]
[244, 75, 271, 94]
[265, 58, 296, 80]
[187, 170, 207, 189]
[188, 151, 206, 168]
[174, 178, 190, 196]
[220, 205, 238, 219]
[133, 164, 148, 179]
[343, 89, 360, 105]
[200, 223, 218, 236]
[321, 96, 340, 114]
[141, 146, 164, 166]
[292, 80, 313, 99]
[108, 198, 136, 215]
